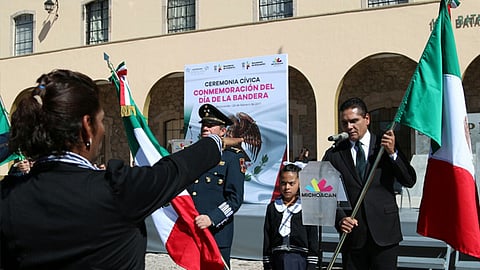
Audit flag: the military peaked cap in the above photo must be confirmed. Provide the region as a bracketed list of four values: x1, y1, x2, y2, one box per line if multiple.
[198, 104, 233, 126]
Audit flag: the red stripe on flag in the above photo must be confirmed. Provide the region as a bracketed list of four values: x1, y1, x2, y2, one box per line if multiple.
[116, 69, 128, 106]
[166, 194, 224, 270]
[417, 158, 480, 258]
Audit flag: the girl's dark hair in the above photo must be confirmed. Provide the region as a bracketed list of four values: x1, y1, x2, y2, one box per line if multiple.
[282, 163, 302, 174]
[9, 69, 101, 159]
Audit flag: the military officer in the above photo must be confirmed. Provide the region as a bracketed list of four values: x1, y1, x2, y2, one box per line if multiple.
[187, 103, 247, 268]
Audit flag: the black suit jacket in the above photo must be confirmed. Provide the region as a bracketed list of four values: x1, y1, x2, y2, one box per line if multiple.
[1, 138, 220, 270]
[322, 133, 416, 250]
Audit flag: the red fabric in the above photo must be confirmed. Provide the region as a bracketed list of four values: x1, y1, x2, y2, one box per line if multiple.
[165, 194, 224, 270]
[270, 148, 287, 202]
[417, 158, 480, 258]
[116, 68, 127, 106]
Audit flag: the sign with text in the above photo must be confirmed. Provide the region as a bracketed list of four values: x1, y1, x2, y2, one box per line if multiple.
[184, 54, 288, 203]
[300, 161, 345, 226]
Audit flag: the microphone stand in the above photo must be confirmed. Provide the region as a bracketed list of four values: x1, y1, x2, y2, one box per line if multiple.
[326, 124, 396, 270]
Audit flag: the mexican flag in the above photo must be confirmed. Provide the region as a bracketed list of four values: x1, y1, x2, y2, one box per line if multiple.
[0, 96, 20, 165]
[108, 59, 224, 269]
[394, 0, 480, 258]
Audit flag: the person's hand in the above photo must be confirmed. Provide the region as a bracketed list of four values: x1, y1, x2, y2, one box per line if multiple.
[381, 130, 396, 155]
[222, 137, 244, 148]
[195, 214, 213, 229]
[340, 217, 358, 233]
[17, 160, 30, 174]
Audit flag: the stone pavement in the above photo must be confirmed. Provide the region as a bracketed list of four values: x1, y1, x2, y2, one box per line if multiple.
[145, 253, 346, 269]
[145, 253, 263, 270]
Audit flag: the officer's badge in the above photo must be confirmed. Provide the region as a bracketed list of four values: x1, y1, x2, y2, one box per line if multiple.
[219, 161, 225, 166]
[239, 158, 247, 173]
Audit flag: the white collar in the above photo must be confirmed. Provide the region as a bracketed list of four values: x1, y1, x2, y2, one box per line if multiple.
[350, 130, 371, 149]
[274, 197, 302, 213]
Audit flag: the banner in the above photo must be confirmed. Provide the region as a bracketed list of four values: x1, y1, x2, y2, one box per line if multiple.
[184, 54, 288, 203]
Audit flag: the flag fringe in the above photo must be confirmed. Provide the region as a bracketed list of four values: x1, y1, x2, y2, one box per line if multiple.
[121, 105, 136, 117]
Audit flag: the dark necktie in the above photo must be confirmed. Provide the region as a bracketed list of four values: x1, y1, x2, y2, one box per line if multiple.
[356, 141, 366, 180]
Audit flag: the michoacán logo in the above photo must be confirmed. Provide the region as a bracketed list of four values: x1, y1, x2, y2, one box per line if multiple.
[305, 178, 333, 192]
[302, 178, 336, 198]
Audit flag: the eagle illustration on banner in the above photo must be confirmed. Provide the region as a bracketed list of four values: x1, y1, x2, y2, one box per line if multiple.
[226, 112, 262, 162]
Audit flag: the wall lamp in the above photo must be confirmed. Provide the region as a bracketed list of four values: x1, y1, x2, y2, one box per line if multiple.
[44, 0, 58, 14]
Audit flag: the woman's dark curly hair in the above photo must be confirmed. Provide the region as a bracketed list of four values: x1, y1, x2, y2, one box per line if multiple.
[9, 69, 101, 159]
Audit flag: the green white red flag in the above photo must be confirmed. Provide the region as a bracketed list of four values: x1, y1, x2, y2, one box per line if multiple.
[107, 58, 224, 269]
[394, 0, 480, 258]
[0, 95, 21, 165]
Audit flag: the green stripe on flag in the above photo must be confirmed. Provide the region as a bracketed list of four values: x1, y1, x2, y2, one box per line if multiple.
[0, 96, 21, 165]
[393, 0, 460, 150]
[109, 62, 170, 164]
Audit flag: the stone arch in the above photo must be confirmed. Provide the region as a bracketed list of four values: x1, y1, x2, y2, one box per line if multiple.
[463, 54, 480, 155]
[147, 72, 185, 150]
[288, 66, 317, 161]
[464, 54, 480, 113]
[3, 81, 131, 167]
[338, 53, 417, 158]
[95, 80, 130, 164]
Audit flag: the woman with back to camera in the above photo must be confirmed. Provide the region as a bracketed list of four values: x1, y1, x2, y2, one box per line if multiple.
[0, 69, 242, 269]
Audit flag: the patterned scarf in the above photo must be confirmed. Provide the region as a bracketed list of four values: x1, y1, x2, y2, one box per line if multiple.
[35, 151, 99, 170]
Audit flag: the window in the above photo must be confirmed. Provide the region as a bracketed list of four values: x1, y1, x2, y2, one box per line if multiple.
[259, 0, 293, 21]
[167, 0, 195, 33]
[14, 14, 33, 56]
[86, 0, 109, 44]
[368, 0, 408, 8]
[164, 118, 186, 148]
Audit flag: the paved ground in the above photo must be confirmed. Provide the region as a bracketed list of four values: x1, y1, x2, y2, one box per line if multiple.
[145, 253, 346, 269]
[145, 253, 263, 270]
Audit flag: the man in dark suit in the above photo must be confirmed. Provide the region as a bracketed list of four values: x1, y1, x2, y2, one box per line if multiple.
[322, 97, 416, 270]
[187, 104, 247, 268]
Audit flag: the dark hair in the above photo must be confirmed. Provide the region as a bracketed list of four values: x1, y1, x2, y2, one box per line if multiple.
[9, 69, 101, 158]
[282, 163, 302, 174]
[339, 97, 368, 117]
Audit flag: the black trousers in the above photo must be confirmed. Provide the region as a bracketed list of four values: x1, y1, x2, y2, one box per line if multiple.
[342, 232, 399, 270]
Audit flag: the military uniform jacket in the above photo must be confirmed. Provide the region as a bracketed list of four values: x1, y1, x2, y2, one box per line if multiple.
[322, 133, 416, 250]
[187, 146, 246, 248]
[1, 138, 220, 270]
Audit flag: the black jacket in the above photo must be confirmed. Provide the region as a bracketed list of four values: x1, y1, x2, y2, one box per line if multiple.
[322, 133, 416, 250]
[263, 198, 320, 270]
[1, 138, 220, 270]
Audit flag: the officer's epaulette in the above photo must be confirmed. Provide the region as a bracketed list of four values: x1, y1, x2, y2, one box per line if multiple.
[225, 146, 243, 153]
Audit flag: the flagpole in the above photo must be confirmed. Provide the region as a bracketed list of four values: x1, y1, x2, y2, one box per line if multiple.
[221, 256, 230, 270]
[327, 122, 397, 270]
[103, 52, 121, 84]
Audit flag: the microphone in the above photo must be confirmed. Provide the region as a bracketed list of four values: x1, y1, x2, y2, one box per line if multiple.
[327, 132, 349, 142]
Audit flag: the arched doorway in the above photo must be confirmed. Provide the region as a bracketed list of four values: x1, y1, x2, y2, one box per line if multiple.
[288, 66, 317, 161]
[338, 53, 417, 158]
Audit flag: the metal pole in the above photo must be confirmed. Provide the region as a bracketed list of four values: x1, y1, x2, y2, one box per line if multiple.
[327, 123, 397, 270]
